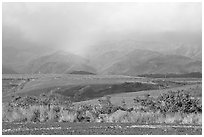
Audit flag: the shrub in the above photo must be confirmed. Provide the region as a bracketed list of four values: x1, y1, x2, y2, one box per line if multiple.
[3, 107, 27, 122]
[46, 105, 61, 122]
[129, 111, 161, 123]
[121, 99, 127, 109]
[10, 96, 40, 108]
[84, 110, 96, 122]
[99, 110, 162, 123]
[108, 110, 129, 123]
[10, 109, 26, 122]
[157, 90, 202, 114]
[18, 107, 35, 122]
[182, 113, 202, 125]
[38, 106, 49, 122]
[75, 104, 98, 122]
[97, 96, 119, 114]
[2, 88, 202, 125]
[58, 109, 77, 122]
[134, 90, 202, 114]
[164, 112, 183, 124]
[39, 93, 72, 107]
[24, 105, 41, 122]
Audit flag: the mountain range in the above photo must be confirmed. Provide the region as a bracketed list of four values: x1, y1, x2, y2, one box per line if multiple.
[99, 49, 201, 75]
[2, 40, 202, 75]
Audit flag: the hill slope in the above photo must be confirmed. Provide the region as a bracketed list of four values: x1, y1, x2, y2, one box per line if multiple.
[24, 51, 96, 74]
[100, 49, 201, 75]
[167, 44, 202, 61]
[2, 66, 18, 74]
[2, 46, 54, 73]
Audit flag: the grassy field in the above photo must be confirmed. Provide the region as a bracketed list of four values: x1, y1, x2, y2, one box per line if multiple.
[3, 91, 202, 124]
[2, 74, 149, 102]
[2, 74, 201, 103]
[2, 74, 202, 135]
[75, 84, 202, 107]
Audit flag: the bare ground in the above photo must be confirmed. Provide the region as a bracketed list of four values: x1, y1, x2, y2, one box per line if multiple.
[2, 122, 202, 135]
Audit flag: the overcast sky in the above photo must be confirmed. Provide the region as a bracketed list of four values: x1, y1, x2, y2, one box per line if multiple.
[3, 2, 202, 55]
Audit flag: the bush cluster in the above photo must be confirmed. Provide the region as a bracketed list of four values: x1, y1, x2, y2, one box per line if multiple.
[9, 93, 72, 109]
[134, 90, 202, 114]
[3, 90, 202, 125]
[97, 96, 119, 114]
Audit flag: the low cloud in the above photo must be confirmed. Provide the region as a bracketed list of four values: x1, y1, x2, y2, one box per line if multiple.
[3, 2, 201, 55]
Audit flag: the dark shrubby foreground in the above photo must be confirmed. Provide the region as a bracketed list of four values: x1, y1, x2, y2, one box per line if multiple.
[2, 91, 202, 125]
[134, 90, 202, 114]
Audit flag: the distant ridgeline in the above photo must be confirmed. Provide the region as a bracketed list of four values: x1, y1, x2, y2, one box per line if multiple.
[138, 72, 202, 78]
[69, 71, 96, 75]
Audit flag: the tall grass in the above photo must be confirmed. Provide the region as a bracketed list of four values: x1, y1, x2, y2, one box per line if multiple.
[58, 109, 77, 122]
[2, 104, 202, 125]
[2, 91, 202, 125]
[3, 104, 59, 122]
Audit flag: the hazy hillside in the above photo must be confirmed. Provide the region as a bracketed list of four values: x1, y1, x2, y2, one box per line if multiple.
[2, 40, 202, 75]
[86, 40, 201, 73]
[166, 44, 202, 61]
[2, 66, 17, 74]
[86, 40, 173, 73]
[85, 40, 172, 59]
[100, 49, 201, 75]
[2, 46, 54, 73]
[89, 50, 124, 71]
[24, 51, 96, 74]
[2, 46, 31, 73]
[99, 49, 162, 74]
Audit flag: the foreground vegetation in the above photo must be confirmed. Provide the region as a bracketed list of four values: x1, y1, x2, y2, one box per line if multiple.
[3, 90, 202, 125]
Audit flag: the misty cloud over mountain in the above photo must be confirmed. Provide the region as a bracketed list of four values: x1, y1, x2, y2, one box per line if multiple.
[2, 2, 202, 75]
